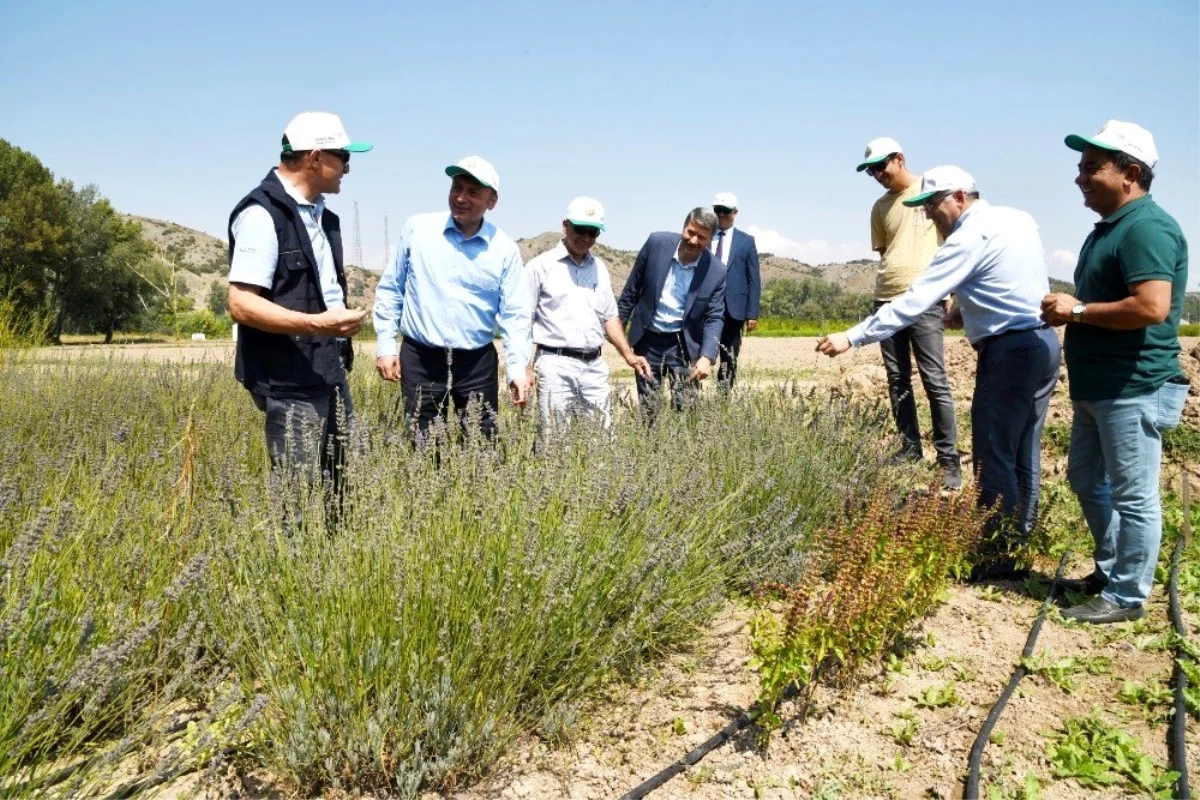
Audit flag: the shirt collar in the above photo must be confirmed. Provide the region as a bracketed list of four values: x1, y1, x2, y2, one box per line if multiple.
[951, 198, 989, 234]
[273, 168, 324, 212]
[552, 240, 593, 268]
[443, 213, 494, 243]
[1097, 194, 1152, 227]
[672, 244, 701, 269]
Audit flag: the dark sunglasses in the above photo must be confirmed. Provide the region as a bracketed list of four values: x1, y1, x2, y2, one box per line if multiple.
[321, 149, 351, 164]
[865, 155, 893, 176]
[570, 224, 601, 238]
[714, 206, 735, 216]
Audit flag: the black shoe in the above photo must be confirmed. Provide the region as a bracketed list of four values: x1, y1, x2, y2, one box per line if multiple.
[937, 457, 962, 491]
[1058, 572, 1107, 596]
[887, 444, 923, 465]
[967, 557, 1030, 583]
[1062, 596, 1143, 624]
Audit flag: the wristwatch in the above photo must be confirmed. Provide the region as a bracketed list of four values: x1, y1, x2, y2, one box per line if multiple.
[1070, 303, 1087, 323]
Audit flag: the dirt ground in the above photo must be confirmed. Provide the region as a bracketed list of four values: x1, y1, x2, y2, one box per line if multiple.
[34, 336, 1200, 799]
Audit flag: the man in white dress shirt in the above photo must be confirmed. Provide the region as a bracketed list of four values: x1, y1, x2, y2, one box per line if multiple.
[526, 197, 651, 433]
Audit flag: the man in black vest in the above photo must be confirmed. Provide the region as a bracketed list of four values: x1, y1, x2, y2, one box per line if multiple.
[227, 112, 372, 507]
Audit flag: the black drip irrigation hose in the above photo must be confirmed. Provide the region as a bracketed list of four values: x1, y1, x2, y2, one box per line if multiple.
[964, 550, 1071, 800]
[616, 682, 801, 800]
[1171, 474, 1190, 800]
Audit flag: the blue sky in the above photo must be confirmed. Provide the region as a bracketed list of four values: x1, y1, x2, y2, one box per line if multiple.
[3, 0, 1197, 287]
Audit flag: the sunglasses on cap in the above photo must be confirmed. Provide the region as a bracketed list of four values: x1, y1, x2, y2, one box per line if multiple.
[570, 223, 601, 238]
[865, 155, 894, 176]
[714, 206, 735, 216]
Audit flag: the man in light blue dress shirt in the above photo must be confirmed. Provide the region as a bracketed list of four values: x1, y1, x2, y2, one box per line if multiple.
[818, 166, 1060, 581]
[372, 156, 533, 440]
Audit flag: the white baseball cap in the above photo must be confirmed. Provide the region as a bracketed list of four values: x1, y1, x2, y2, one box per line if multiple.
[856, 137, 903, 171]
[445, 155, 500, 191]
[712, 192, 739, 210]
[565, 196, 605, 230]
[1065, 120, 1159, 170]
[282, 112, 373, 153]
[903, 166, 977, 207]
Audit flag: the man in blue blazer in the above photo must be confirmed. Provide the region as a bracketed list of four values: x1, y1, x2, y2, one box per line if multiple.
[618, 207, 727, 421]
[710, 192, 761, 388]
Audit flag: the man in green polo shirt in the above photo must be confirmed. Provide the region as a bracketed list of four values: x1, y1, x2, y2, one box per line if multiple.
[1041, 119, 1190, 624]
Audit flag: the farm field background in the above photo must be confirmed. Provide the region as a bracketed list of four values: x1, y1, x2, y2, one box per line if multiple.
[2, 335, 1197, 798]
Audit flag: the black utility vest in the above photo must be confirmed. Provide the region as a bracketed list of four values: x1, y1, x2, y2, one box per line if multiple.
[228, 171, 354, 398]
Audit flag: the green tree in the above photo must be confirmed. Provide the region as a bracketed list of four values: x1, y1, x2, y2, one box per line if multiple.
[54, 182, 155, 342]
[206, 280, 228, 316]
[0, 140, 69, 314]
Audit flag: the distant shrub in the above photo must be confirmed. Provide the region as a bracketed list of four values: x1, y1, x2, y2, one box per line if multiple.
[173, 309, 232, 339]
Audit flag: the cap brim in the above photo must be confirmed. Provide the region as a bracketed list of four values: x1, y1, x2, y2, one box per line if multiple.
[344, 142, 373, 153]
[445, 165, 495, 189]
[567, 218, 605, 231]
[902, 191, 938, 207]
[1065, 133, 1120, 154]
[856, 154, 891, 172]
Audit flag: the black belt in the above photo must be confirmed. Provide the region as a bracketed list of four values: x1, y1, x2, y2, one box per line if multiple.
[404, 338, 493, 357]
[538, 345, 602, 362]
[972, 324, 1049, 352]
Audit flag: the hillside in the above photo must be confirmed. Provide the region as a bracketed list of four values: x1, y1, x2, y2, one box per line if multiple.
[516, 231, 878, 295]
[126, 215, 380, 312]
[124, 218, 880, 313]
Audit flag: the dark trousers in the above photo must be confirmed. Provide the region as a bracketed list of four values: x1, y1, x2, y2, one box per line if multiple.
[633, 330, 699, 424]
[717, 311, 744, 388]
[875, 301, 958, 462]
[971, 325, 1060, 540]
[401, 339, 499, 440]
[253, 380, 353, 530]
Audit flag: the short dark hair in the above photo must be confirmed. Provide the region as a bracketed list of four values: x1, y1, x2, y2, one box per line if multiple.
[1111, 150, 1154, 190]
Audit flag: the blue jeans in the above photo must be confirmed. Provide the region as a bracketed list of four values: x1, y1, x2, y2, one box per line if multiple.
[971, 326, 1061, 539]
[1067, 378, 1189, 607]
[876, 301, 958, 461]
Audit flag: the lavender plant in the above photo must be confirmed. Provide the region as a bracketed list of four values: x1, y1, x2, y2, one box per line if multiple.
[1, 353, 891, 796]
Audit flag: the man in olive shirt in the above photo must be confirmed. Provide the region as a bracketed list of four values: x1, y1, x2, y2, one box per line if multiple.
[1042, 120, 1190, 624]
[858, 137, 960, 489]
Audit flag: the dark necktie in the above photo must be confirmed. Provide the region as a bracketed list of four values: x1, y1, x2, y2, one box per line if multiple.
[715, 230, 725, 262]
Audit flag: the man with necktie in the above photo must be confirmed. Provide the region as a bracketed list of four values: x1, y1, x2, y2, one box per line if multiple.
[709, 192, 761, 389]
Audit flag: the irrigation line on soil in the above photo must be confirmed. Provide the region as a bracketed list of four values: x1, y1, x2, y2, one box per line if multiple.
[963, 550, 1071, 800]
[616, 683, 801, 800]
[1168, 476, 1192, 800]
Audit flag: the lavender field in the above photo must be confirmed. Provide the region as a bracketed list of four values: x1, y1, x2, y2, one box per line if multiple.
[1, 352, 905, 796]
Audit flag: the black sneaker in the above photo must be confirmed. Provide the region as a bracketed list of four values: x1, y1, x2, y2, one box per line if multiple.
[938, 458, 962, 491]
[1062, 596, 1143, 624]
[887, 444, 923, 465]
[1059, 572, 1107, 596]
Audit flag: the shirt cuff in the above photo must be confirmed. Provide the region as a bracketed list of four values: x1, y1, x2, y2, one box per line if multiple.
[505, 355, 528, 381]
[375, 338, 399, 358]
[845, 323, 869, 347]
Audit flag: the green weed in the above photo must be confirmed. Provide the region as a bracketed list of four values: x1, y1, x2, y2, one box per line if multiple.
[914, 682, 960, 709]
[1046, 715, 1179, 798]
[1020, 653, 1111, 693]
